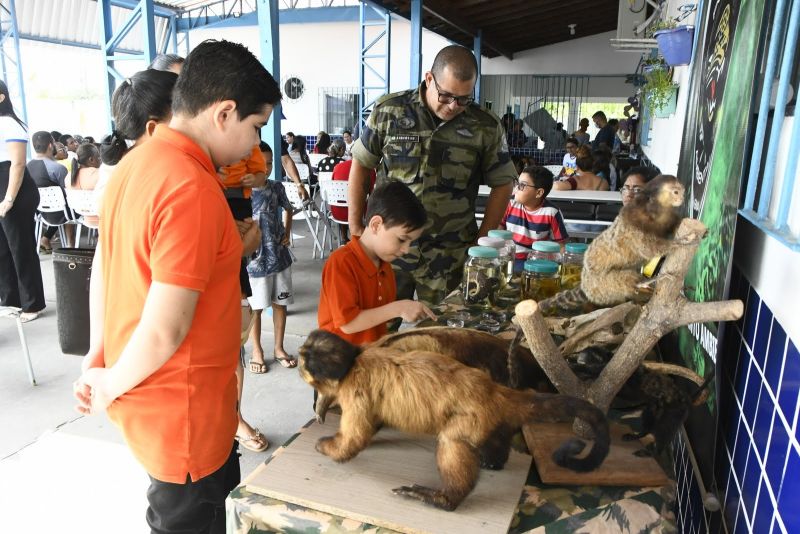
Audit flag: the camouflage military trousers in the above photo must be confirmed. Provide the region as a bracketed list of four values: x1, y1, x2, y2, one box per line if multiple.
[393, 242, 469, 307]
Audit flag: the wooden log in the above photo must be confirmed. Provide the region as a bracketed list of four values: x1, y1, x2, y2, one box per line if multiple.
[514, 300, 583, 398]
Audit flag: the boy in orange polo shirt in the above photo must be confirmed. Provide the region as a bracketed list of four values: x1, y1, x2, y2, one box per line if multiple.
[73, 40, 282, 534]
[318, 181, 436, 345]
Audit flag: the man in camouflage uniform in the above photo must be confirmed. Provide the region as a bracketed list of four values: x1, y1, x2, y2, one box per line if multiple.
[348, 45, 517, 306]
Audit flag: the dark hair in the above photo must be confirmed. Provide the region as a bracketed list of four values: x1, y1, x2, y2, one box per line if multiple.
[520, 165, 555, 196]
[576, 155, 594, 172]
[172, 40, 282, 120]
[31, 131, 54, 154]
[316, 132, 331, 154]
[71, 143, 100, 187]
[101, 69, 178, 165]
[343, 129, 352, 136]
[591, 149, 610, 178]
[59, 134, 74, 145]
[286, 131, 295, 137]
[607, 118, 619, 128]
[149, 53, 184, 72]
[565, 137, 579, 147]
[592, 111, 607, 121]
[365, 181, 427, 231]
[431, 44, 478, 82]
[328, 138, 345, 158]
[622, 165, 658, 184]
[291, 136, 310, 167]
[84, 136, 95, 144]
[50, 130, 62, 141]
[0, 80, 26, 128]
[259, 141, 272, 154]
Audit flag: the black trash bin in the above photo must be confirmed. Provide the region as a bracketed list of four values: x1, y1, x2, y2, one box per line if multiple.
[53, 247, 95, 356]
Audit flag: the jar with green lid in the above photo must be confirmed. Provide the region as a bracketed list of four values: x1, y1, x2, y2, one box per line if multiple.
[477, 236, 511, 288]
[561, 242, 587, 290]
[488, 229, 515, 283]
[528, 241, 562, 269]
[462, 246, 502, 309]
[521, 259, 561, 302]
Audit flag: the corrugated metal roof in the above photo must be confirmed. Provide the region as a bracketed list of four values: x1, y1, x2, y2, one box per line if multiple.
[16, 0, 170, 52]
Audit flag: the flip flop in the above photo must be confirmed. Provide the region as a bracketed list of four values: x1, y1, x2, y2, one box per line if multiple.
[275, 355, 297, 368]
[248, 359, 267, 374]
[235, 428, 269, 452]
[19, 311, 40, 323]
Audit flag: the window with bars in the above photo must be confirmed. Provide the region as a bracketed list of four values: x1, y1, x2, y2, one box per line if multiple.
[739, 0, 800, 250]
[320, 87, 358, 135]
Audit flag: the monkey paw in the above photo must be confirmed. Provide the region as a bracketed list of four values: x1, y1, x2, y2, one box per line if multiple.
[315, 436, 335, 456]
[392, 485, 456, 511]
[314, 411, 326, 424]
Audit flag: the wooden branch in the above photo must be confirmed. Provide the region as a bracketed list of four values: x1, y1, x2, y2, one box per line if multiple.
[558, 302, 641, 355]
[514, 300, 583, 398]
[671, 300, 744, 327]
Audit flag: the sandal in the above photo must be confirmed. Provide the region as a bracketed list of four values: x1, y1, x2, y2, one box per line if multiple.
[235, 428, 269, 452]
[19, 311, 40, 323]
[248, 359, 267, 374]
[275, 354, 297, 368]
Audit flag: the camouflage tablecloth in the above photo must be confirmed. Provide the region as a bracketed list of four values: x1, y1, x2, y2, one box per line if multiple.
[226, 418, 678, 534]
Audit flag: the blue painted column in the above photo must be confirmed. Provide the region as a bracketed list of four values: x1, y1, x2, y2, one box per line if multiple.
[5, 0, 27, 125]
[141, 0, 156, 64]
[410, 0, 422, 87]
[473, 30, 482, 104]
[257, 0, 281, 181]
[97, 0, 116, 133]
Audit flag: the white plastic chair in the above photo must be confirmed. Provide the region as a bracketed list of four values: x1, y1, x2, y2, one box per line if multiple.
[545, 165, 564, 176]
[0, 306, 36, 385]
[319, 180, 350, 249]
[65, 189, 99, 247]
[295, 163, 311, 183]
[35, 186, 72, 253]
[308, 153, 326, 168]
[281, 182, 329, 259]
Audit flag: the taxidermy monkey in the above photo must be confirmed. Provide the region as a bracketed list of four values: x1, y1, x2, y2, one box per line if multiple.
[313, 327, 554, 423]
[623, 369, 714, 455]
[540, 175, 686, 315]
[299, 329, 610, 511]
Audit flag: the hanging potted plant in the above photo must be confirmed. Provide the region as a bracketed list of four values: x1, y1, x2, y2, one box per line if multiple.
[651, 19, 695, 66]
[643, 65, 679, 118]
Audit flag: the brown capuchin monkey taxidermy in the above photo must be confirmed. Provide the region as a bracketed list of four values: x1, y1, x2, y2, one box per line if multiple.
[314, 327, 555, 423]
[540, 175, 686, 315]
[299, 329, 610, 511]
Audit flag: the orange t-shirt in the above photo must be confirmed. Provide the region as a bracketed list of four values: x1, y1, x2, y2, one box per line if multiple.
[99, 125, 243, 483]
[219, 145, 266, 199]
[318, 236, 396, 345]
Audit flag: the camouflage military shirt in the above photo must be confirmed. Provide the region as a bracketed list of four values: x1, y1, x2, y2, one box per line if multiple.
[351, 83, 517, 304]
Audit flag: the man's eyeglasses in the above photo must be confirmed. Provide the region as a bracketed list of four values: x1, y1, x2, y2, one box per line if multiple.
[431, 75, 474, 107]
[515, 181, 537, 191]
[621, 185, 643, 194]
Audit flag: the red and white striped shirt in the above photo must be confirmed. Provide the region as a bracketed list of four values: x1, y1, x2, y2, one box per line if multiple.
[501, 199, 569, 259]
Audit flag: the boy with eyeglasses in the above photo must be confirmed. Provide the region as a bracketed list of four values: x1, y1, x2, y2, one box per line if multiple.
[501, 165, 569, 272]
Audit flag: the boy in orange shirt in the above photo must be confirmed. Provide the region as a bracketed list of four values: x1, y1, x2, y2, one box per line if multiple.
[73, 40, 281, 534]
[318, 181, 436, 345]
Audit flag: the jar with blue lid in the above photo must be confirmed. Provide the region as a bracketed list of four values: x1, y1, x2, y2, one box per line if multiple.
[477, 236, 511, 287]
[561, 242, 588, 290]
[521, 259, 561, 302]
[527, 240, 562, 269]
[462, 246, 501, 309]
[488, 229, 515, 282]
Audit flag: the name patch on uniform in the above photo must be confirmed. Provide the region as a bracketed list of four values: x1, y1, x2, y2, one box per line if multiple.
[390, 134, 420, 143]
[397, 117, 416, 129]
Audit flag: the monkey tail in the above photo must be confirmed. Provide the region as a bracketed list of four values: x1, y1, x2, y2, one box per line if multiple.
[506, 326, 525, 389]
[538, 287, 592, 316]
[523, 392, 610, 472]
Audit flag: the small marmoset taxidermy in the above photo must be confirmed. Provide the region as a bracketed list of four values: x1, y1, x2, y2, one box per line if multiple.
[299, 329, 610, 511]
[540, 175, 685, 315]
[622, 368, 714, 456]
[314, 327, 554, 423]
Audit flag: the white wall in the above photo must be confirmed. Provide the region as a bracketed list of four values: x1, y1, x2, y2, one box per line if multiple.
[640, 63, 692, 174]
[481, 31, 639, 76]
[192, 17, 451, 135]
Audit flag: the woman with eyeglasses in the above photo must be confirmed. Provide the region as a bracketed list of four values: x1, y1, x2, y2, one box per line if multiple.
[620, 166, 658, 206]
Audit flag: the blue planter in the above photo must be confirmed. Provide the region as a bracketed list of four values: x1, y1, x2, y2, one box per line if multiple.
[654, 26, 695, 66]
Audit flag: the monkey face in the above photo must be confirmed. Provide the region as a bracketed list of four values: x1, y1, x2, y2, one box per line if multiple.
[647, 176, 685, 208]
[299, 330, 362, 387]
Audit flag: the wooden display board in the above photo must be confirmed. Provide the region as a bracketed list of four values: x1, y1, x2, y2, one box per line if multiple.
[246, 414, 532, 534]
[523, 421, 670, 487]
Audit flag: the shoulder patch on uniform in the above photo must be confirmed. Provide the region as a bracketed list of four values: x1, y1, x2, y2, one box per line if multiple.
[397, 117, 416, 129]
[455, 128, 474, 138]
